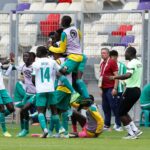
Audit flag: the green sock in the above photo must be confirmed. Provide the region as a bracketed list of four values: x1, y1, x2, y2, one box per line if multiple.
[76, 79, 89, 98]
[20, 119, 24, 130]
[24, 119, 29, 131]
[51, 115, 60, 133]
[38, 113, 47, 130]
[49, 117, 54, 132]
[62, 112, 69, 135]
[0, 113, 7, 133]
[59, 76, 75, 93]
[4, 109, 11, 117]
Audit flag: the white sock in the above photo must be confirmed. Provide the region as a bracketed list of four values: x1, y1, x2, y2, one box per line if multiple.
[44, 128, 48, 133]
[130, 121, 138, 132]
[124, 124, 135, 136]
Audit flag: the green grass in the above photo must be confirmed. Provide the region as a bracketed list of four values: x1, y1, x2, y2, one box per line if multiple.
[0, 124, 149, 150]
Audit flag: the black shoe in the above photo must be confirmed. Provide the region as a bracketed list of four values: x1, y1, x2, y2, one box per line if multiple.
[40, 132, 48, 138]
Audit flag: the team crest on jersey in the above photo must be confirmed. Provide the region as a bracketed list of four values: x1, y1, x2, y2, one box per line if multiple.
[70, 29, 77, 39]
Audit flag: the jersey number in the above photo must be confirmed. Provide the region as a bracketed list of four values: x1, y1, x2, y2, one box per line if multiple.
[40, 68, 50, 83]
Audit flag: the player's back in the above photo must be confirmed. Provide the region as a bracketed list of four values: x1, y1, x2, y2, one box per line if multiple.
[63, 26, 82, 55]
[32, 57, 60, 93]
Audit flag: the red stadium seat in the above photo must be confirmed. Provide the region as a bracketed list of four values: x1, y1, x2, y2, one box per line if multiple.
[47, 14, 60, 22]
[111, 31, 126, 36]
[40, 14, 60, 37]
[111, 25, 132, 36]
[118, 25, 133, 32]
[58, 0, 72, 3]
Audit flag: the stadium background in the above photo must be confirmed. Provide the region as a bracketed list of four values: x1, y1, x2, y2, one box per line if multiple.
[0, 0, 150, 124]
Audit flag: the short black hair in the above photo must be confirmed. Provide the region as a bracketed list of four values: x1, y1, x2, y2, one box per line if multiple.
[29, 52, 36, 61]
[36, 46, 48, 58]
[126, 46, 136, 57]
[61, 16, 72, 27]
[48, 32, 55, 38]
[109, 50, 118, 57]
[56, 28, 63, 35]
[89, 94, 94, 101]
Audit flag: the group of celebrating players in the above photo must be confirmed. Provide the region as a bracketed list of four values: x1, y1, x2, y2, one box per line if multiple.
[0, 15, 104, 138]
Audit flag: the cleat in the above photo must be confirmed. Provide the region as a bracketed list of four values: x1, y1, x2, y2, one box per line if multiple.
[40, 131, 48, 138]
[122, 134, 138, 140]
[47, 132, 53, 138]
[52, 133, 60, 138]
[134, 130, 143, 137]
[115, 127, 123, 132]
[103, 126, 112, 131]
[59, 127, 65, 134]
[60, 133, 69, 138]
[113, 124, 123, 132]
[17, 129, 29, 137]
[69, 132, 78, 138]
[3, 131, 12, 137]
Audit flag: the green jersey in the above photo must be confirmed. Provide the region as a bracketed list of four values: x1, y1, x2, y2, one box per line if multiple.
[125, 58, 142, 88]
[117, 62, 127, 93]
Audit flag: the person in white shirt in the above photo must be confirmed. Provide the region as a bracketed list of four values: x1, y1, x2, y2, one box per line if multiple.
[0, 61, 15, 137]
[32, 46, 61, 138]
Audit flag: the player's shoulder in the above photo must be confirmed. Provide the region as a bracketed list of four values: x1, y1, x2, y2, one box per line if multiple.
[109, 58, 117, 64]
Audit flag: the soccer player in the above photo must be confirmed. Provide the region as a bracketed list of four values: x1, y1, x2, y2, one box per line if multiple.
[49, 16, 90, 101]
[51, 51, 72, 138]
[32, 46, 61, 138]
[109, 46, 143, 139]
[0, 60, 15, 137]
[69, 95, 104, 138]
[14, 52, 37, 137]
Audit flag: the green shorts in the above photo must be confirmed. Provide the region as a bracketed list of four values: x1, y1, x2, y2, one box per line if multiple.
[14, 81, 26, 102]
[27, 94, 36, 105]
[61, 54, 87, 74]
[36, 92, 56, 107]
[0, 89, 12, 105]
[15, 94, 35, 108]
[56, 90, 71, 111]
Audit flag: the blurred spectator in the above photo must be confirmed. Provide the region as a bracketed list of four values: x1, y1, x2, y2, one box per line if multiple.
[109, 50, 126, 131]
[140, 83, 150, 110]
[99, 48, 120, 131]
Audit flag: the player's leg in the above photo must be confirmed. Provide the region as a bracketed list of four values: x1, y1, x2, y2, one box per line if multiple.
[72, 110, 86, 131]
[0, 104, 9, 137]
[76, 54, 89, 99]
[119, 88, 141, 139]
[71, 111, 78, 132]
[48, 110, 55, 137]
[49, 105, 60, 137]
[36, 93, 48, 138]
[48, 92, 61, 137]
[58, 59, 80, 100]
[17, 102, 33, 137]
[2, 89, 14, 117]
[56, 90, 72, 137]
[0, 90, 14, 137]
[5, 102, 15, 117]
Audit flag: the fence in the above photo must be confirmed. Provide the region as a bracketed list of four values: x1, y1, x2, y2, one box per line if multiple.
[0, 10, 150, 122]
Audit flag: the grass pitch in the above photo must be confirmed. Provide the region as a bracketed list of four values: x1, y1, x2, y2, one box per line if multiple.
[0, 124, 149, 150]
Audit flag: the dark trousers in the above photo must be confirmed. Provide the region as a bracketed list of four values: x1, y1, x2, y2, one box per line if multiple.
[102, 88, 121, 127]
